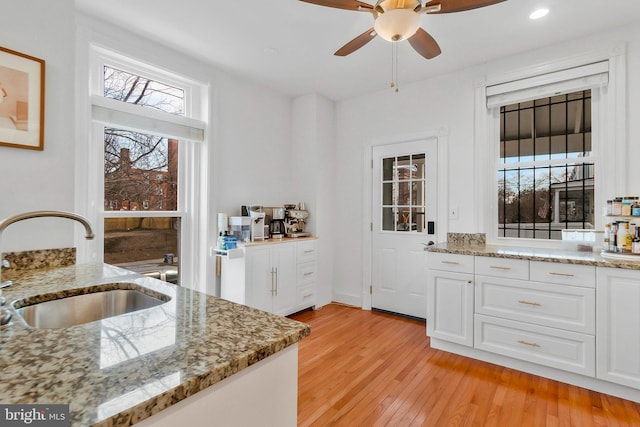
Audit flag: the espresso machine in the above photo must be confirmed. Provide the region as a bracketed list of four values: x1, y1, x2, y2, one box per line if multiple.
[284, 204, 310, 238]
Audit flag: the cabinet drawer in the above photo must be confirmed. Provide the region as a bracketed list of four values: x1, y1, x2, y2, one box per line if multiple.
[475, 314, 595, 376]
[297, 240, 318, 263]
[530, 261, 595, 288]
[297, 261, 317, 284]
[427, 252, 474, 274]
[475, 276, 595, 334]
[296, 284, 315, 308]
[475, 256, 529, 280]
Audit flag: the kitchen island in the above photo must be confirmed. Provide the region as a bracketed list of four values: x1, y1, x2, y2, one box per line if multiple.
[0, 262, 310, 426]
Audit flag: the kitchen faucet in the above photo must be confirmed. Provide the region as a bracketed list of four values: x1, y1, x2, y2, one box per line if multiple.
[0, 211, 95, 326]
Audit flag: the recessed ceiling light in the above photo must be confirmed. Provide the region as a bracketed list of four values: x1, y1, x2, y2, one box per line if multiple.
[530, 8, 549, 20]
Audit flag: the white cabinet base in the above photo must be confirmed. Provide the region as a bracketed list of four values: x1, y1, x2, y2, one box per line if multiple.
[430, 337, 640, 403]
[136, 344, 299, 426]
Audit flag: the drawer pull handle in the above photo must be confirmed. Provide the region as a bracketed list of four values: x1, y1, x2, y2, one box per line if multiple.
[303, 293, 313, 298]
[304, 272, 314, 276]
[517, 340, 541, 348]
[467, 280, 473, 285]
[304, 250, 315, 254]
[441, 261, 459, 265]
[549, 272, 574, 277]
[490, 266, 511, 270]
[518, 300, 541, 307]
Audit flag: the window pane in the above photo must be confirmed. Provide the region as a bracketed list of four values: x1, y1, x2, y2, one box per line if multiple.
[382, 208, 396, 231]
[382, 183, 394, 206]
[411, 154, 425, 179]
[412, 207, 425, 232]
[104, 128, 178, 212]
[104, 217, 180, 284]
[383, 157, 395, 181]
[103, 65, 185, 116]
[397, 182, 410, 206]
[397, 209, 411, 232]
[412, 181, 424, 206]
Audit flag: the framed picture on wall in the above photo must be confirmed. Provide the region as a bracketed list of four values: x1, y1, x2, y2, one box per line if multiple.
[0, 46, 45, 150]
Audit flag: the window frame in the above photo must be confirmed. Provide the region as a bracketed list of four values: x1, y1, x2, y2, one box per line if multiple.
[85, 46, 207, 287]
[474, 43, 627, 248]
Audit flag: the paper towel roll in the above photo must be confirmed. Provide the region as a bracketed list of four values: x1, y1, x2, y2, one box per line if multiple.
[217, 213, 228, 232]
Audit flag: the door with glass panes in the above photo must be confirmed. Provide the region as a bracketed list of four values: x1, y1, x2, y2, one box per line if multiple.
[371, 139, 437, 319]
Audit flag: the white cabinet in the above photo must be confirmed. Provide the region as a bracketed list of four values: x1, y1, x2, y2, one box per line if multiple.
[475, 275, 595, 334]
[245, 243, 297, 315]
[221, 239, 317, 316]
[473, 257, 595, 376]
[427, 250, 640, 401]
[596, 267, 640, 389]
[426, 252, 474, 347]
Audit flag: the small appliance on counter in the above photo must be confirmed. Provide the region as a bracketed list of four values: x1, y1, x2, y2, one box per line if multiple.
[284, 203, 310, 238]
[228, 216, 251, 242]
[249, 208, 267, 241]
[269, 207, 286, 239]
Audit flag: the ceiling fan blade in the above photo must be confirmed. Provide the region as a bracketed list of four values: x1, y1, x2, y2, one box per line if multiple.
[334, 28, 377, 56]
[298, 0, 374, 11]
[408, 28, 441, 59]
[424, 0, 506, 13]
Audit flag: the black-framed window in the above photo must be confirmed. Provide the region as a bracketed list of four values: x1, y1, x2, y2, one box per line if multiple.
[498, 90, 594, 240]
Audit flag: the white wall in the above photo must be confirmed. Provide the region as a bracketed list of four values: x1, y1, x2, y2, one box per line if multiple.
[330, 23, 640, 306]
[0, 8, 295, 296]
[291, 93, 336, 308]
[0, 0, 77, 251]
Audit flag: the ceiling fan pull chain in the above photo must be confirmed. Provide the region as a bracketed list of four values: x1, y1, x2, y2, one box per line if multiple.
[391, 42, 399, 93]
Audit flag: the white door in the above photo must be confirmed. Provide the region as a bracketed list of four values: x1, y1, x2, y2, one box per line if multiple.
[371, 139, 438, 318]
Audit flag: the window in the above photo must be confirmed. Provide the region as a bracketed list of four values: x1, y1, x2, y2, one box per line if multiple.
[381, 153, 426, 232]
[476, 49, 627, 246]
[88, 47, 206, 286]
[498, 90, 594, 240]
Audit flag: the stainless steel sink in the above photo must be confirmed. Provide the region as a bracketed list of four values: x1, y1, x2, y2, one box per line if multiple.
[13, 287, 169, 329]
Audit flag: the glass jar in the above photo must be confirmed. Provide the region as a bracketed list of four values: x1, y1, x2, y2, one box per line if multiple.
[613, 197, 623, 216]
[622, 196, 638, 216]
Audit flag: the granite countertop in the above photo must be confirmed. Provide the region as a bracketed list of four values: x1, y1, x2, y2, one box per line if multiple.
[240, 236, 318, 247]
[0, 263, 310, 426]
[427, 242, 640, 270]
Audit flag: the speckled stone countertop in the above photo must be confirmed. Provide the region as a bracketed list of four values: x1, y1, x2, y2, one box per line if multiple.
[427, 242, 640, 270]
[0, 263, 310, 426]
[240, 236, 318, 247]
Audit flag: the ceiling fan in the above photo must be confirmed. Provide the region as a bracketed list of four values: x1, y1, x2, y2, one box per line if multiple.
[299, 0, 507, 60]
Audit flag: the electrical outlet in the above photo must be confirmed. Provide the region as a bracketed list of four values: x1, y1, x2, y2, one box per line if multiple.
[449, 207, 458, 220]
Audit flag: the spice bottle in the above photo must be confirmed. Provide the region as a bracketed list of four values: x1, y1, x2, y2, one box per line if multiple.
[603, 223, 612, 251]
[618, 221, 631, 252]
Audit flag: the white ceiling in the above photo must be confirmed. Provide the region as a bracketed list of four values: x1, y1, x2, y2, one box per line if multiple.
[74, 0, 640, 101]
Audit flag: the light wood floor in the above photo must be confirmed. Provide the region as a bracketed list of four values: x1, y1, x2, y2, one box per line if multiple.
[291, 304, 640, 427]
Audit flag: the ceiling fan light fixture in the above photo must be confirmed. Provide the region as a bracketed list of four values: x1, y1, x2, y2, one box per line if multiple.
[374, 8, 421, 42]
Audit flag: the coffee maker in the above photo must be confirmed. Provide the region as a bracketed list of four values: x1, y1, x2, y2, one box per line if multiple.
[269, 207, 286, 239]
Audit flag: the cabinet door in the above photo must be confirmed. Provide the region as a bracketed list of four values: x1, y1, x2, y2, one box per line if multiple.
[596, 267, 640, 389]
[427, 270, 474, 347]
[271, 244, 297, 316]
[245, 247, 273, 313]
